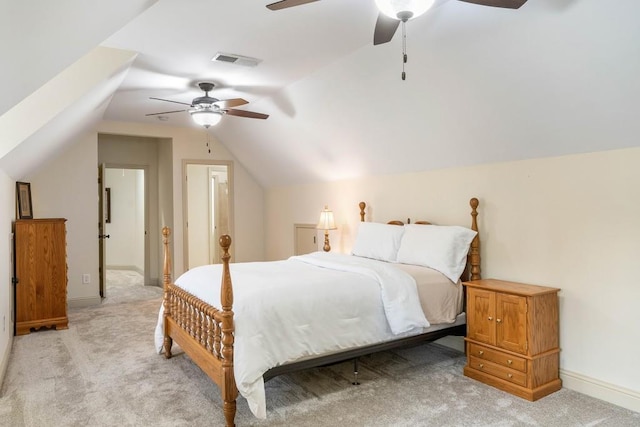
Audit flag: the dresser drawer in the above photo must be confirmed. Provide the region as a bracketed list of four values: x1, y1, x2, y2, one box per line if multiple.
[468, 343, 527, 373]
[469, 356, 527, 387]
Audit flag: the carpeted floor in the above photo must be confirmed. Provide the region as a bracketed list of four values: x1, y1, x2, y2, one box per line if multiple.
[0, 272, 638, 426]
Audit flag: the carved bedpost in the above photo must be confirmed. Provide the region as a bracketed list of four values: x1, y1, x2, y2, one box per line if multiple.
[219, 235, 238, 427]
[162, 226, 173, 358]
[359, 202, 366, 222]
[469, 198, 481, 281]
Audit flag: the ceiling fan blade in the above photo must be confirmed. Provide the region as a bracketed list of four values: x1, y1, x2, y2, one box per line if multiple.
[456, 0, 527, 9]
[266, 0, 320, 11]
[145, 109, 186, 116]
[213, 98, 249, 108]
[373, 12, 401, 46]
[225, 109, 269, 120]
[149, 97, 192, 107]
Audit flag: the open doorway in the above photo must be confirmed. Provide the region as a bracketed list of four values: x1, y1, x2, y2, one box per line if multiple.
[184, 160, 233, 269]
[100, 166, 147, 300]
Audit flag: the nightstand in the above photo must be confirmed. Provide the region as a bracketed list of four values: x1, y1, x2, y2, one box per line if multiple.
[463, 279, 561, 400]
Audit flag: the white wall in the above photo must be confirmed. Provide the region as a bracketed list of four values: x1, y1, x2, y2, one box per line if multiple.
[0, 169, 15, 384]
[265, 147, 640, 412]
[105, 168, 145, 272]
[26, 132, 100, 306]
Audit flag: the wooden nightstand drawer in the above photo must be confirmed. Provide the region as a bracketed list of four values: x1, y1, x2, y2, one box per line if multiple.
[468, 343, 527, 373]
[469, 356, 527, 387]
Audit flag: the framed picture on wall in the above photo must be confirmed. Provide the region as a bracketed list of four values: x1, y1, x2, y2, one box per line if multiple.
[16, 181, 33, 219]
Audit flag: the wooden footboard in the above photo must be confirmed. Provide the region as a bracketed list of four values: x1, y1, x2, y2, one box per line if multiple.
[162, 228, 237, 427]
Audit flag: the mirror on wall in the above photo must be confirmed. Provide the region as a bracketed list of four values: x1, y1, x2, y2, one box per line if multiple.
[183, 160, 233, 269]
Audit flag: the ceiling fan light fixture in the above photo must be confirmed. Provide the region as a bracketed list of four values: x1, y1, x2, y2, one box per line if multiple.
[190, 109, 223, 128]
[375, 0, 435, 21]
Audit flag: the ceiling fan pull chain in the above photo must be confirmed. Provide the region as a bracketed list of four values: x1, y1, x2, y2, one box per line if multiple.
[206, 131, 211, 154]
[401, 21, 407, 81]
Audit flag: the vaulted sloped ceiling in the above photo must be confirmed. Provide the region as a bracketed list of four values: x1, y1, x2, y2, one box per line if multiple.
[2, 0, 639, 186]
[214, 0, 640, 187]
[0, 0, 156, 179]
[101, 0, 640, 188]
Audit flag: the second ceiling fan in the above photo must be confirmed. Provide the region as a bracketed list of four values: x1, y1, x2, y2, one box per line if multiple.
[266, 0, 528, 45]
[147, 82, 269, 128]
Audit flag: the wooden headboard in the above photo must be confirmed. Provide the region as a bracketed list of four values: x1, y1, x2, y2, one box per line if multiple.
[357, 198, 480, 281]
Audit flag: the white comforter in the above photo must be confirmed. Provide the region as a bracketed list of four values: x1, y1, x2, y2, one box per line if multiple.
[154, 252, 428, 418]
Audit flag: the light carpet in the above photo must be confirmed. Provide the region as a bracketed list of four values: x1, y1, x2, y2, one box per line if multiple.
[0, 272, 638, 426]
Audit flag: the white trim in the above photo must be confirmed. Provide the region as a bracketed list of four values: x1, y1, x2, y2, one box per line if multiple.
[68, 296, 102, 308]
[0, 334, 13, 397]
[561, 369, 640, 413]
[106, 265, 144, 275]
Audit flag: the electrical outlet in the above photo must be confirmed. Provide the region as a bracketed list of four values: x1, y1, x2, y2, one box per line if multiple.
[82, 273, 91, 284]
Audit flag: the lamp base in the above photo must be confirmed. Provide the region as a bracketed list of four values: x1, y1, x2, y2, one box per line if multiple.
[323, 231, 331, 252]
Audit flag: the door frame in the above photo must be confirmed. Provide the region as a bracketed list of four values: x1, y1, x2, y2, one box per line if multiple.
[183, 159, 234, 269]
[99, 164, 150, 294]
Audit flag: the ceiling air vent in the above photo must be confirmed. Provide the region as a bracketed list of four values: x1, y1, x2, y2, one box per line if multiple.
[212, 52, 261, 67]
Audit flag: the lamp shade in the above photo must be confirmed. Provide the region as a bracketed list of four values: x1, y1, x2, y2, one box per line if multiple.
[190, 109, 223, 128]
[374, 0, 435, 20]
[316, 205, 337, 230]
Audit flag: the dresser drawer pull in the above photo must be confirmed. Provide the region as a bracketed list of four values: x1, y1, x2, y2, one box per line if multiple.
[488, 316, 493, 321]
[496, 318, 502, 323]
[508, 374, 513, 379]
[507, 359, 512, 365]
[479, 364, 484, 369]
[478, 350, 484, 356]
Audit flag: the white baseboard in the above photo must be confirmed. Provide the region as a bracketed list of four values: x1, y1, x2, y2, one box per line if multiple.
[0, 333, 13, 397]
[68, 296, 102, 308]
[106, 265, 143, 275]
[561, 369, 640, 413]
[146, 278, 160, 287]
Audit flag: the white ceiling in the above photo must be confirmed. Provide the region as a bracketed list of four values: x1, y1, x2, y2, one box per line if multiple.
[4, 0, 640, 187]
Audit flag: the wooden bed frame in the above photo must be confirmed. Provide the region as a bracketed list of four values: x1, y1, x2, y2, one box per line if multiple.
[161, 198, 480, 426]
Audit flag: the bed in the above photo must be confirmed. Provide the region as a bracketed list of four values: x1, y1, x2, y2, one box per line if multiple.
[156, 198, 481, 426]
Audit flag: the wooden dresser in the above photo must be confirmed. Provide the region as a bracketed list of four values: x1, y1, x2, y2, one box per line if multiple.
[463, 279, 561, 400]
[13, 218, 68, 335]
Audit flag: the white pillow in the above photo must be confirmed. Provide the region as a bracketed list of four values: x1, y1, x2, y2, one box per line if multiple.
[351, 222, 405, 262]
[396, 224, 477, 283]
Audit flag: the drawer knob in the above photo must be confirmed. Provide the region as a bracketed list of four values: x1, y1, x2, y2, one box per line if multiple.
[508, 374, 513, 378]
[479, 364, 484, 369]
[478, 350, 484, 356]
[496, 318, 502, 323]
[488, 316, 493, 321]
[507, 359, 513, 365]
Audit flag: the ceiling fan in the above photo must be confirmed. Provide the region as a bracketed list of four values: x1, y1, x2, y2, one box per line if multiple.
[146, 82, 269, 128]
[266, 0, 527, 80]
[266, 0, 527, 45]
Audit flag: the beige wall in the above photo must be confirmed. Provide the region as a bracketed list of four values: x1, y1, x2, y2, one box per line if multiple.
[0, 169, 15, 381]
[266, 147, 640, 410]
[26, 132, 100, 305]
[97, 121, 265, 274]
